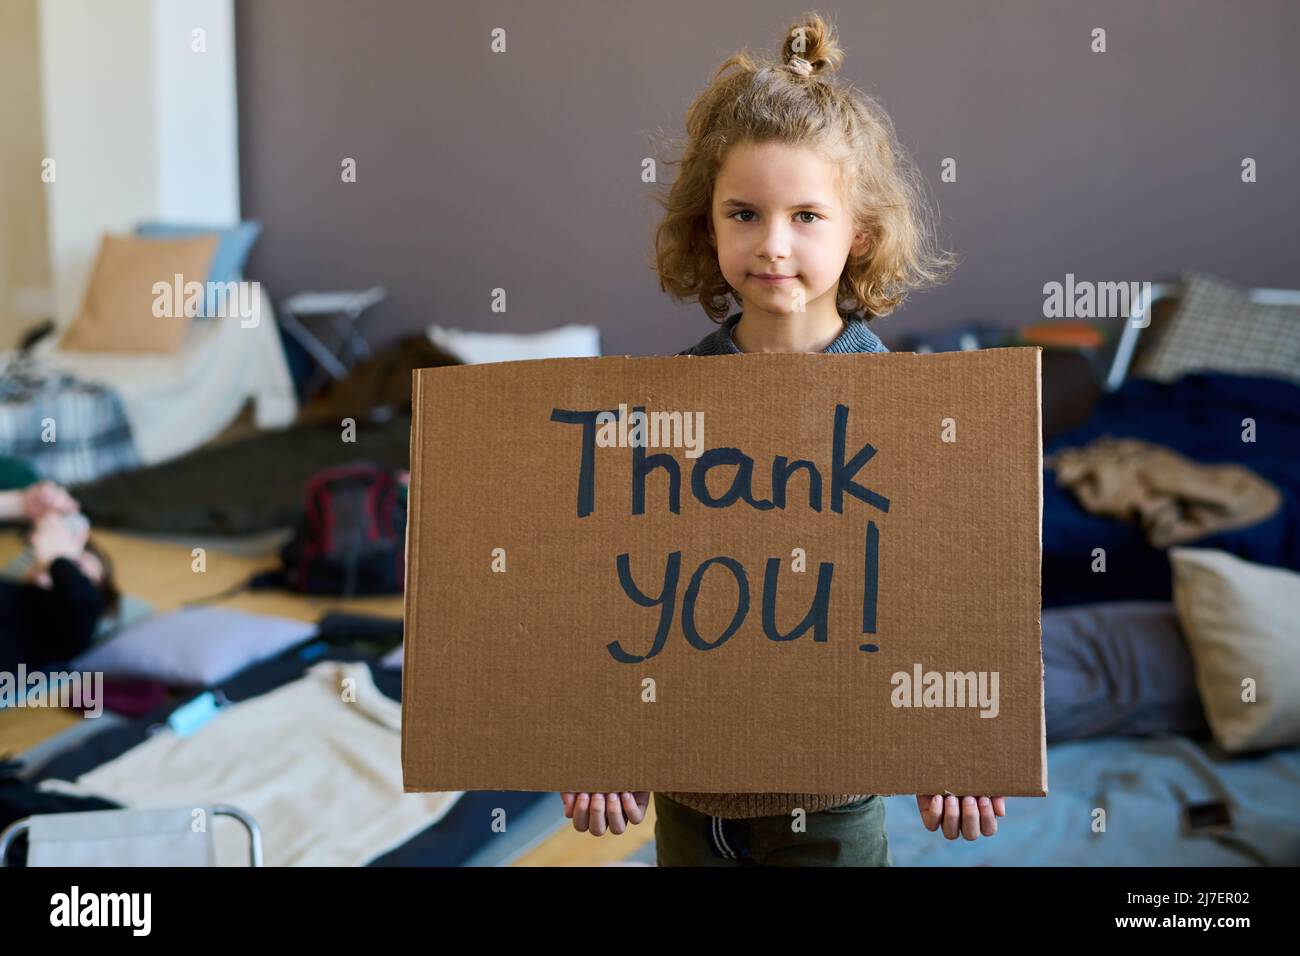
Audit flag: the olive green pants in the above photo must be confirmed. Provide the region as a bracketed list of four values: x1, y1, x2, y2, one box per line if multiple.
[653, 792, 893, 867]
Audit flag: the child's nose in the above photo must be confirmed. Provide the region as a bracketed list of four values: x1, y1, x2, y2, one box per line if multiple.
[756, 228, 794, 259]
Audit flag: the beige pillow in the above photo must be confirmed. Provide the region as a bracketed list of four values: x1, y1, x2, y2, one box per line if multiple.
[60, 232, 220, 354]
[1170, 547, 1300, 753]
[1135, 271, 1300, 386]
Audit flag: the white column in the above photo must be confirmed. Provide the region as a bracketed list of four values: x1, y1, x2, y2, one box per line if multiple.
[152, 0, 240, 223]
[38, 0, 239, 327]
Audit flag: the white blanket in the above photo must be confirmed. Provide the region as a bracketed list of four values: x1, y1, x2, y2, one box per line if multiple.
[34, 286, 297, 466]
[39, 661, 463, 866]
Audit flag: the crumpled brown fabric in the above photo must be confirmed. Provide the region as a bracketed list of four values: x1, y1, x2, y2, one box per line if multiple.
[1045, 437, 1282, 548]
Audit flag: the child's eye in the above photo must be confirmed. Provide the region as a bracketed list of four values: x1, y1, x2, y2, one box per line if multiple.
[729, 211, 823, 223]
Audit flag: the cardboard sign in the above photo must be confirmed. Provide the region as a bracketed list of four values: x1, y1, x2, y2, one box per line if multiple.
[402, 348, 1046, 797]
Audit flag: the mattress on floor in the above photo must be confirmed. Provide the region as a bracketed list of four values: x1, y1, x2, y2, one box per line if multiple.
[881, 734, 1300, 866]
[23, 642, 545, 866]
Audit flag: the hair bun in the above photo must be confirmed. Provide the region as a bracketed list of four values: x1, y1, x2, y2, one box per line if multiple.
[780, 12, 845, 78]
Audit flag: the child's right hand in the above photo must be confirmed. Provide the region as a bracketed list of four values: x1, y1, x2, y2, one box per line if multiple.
[560, 791, 649, 836]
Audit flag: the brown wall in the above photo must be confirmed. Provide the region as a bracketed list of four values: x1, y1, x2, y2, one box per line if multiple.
[235, 0, 1300, 356]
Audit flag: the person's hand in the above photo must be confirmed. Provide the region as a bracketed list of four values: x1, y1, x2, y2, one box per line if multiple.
[560, 791, 650, 836]
[916, 794, 1005, 840]
[29, 513, 88, 571]
[21, 480, 79, 523]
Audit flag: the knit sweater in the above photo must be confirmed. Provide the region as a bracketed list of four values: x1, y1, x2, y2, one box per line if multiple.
[664, 310, 889, 819]
[676, 309, 889, 357]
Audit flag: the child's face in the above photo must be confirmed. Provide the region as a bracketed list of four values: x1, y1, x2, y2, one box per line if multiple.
[708, 140, 866, 320]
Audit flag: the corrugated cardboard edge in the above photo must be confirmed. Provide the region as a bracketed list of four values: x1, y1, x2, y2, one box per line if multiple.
[1035, 347, 1049, 796]
[400, 367, 424, 792]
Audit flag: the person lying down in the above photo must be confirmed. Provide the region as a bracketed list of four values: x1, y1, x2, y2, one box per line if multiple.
[0, 479, 120, 673]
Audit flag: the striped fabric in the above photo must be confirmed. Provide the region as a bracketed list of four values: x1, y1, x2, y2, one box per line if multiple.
[0, 352, 140, 486]
[1137, 272, 1300, 386]
[678, 311, 889, 356]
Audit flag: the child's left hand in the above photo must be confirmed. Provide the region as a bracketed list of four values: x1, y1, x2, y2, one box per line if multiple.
[915, 794, 1005, 840]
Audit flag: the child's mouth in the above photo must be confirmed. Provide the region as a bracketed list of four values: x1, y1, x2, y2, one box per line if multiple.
[751, 274, 797, 284]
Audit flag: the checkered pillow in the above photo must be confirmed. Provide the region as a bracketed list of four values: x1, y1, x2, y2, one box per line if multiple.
[1136, 272, 1300, 385]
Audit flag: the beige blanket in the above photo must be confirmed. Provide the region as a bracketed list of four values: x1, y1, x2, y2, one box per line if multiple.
[39, 661, 462, 866]
[1045, 437, 1281, 548]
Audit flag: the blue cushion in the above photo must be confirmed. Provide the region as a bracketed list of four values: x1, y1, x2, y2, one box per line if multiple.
[134, 219, 262, 285]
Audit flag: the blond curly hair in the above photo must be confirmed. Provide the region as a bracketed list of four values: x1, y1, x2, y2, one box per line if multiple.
[650, 11, 957, 323]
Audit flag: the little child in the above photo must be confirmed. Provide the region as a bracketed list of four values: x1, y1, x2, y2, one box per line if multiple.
[562, 12, 1006, 864]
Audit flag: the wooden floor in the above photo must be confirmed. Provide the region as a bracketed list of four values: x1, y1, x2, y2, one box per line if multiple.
[0, 526, 656, 865]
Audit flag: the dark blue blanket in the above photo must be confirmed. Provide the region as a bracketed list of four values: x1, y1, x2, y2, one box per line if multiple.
[1043, 372, 1300, 608]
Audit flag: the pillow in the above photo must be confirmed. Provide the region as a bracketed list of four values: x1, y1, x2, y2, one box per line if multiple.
[1135, 271, 1300, 386]
[1170, 547, 1300, 753]
[135, 220, 262, 317]
[426, 323, 601, 364]
[59, 233, 219, 354]
[1042, 601, 1209, 742]
[71, 606, 316, 687]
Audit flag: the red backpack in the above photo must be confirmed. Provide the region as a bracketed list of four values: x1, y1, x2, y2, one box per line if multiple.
[279, 462, 407, 595]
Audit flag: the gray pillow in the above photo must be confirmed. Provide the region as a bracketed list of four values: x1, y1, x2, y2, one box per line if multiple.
[1044, 602, 1210, 742]
[72, 606, 316, 686]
